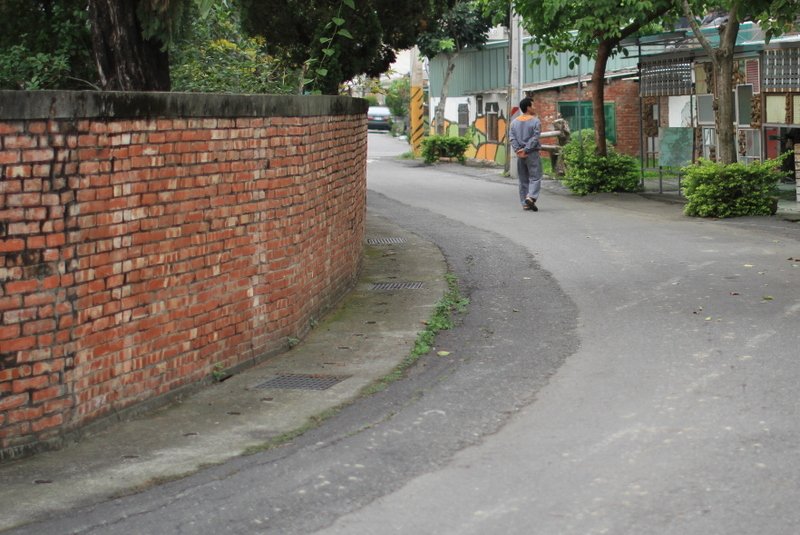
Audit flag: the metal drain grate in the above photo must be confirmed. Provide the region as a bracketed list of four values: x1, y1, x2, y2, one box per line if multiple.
[253, 373, 349, 391]
[370, 281, 424, 290]
[367, 237, 407, 245]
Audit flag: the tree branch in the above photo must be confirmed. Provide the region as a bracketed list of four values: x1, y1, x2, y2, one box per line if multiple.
[617, 3, 673, 42]
[681, 0, 716, 58]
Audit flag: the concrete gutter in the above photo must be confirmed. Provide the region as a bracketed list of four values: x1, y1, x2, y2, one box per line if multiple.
[0, 211, 447, 532]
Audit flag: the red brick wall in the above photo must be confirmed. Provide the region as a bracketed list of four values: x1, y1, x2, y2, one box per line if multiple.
[0, 92, 367, 460]
[531, 78, 642, 157]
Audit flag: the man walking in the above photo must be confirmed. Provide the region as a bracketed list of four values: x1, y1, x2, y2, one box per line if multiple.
[509, 97, 542, 211]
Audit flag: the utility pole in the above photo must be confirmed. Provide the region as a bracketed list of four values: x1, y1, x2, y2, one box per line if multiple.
[508, 7, 523, 178]
[410, 46, 426, 157]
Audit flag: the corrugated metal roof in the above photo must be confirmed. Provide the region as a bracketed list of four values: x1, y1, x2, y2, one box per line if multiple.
[428, 38, 638, 97]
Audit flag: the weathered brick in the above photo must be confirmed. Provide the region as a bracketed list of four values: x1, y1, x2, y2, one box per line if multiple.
[31, 413, 63, 432]
[11, 374, 49, 393]
[31, 385, 64, 404]
[7, 406, 44, 424]
[0, 393, 28, 412]
[0, 323, 21, 340]
[0, 239, 25, 253]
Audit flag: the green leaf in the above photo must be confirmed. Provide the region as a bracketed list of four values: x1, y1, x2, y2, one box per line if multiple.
[332, 17, 345, 26]
[343, 0, 355, 8]
[337, 29, 353, 39]
[319, 37, 332, 44]
[316, 67, 328, 76]
[322, 48, 335, 57]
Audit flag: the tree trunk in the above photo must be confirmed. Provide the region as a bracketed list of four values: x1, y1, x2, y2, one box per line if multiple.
[592, 39, 613, 156]
[713, 19, 740, 164]
[88, 0, 171, 91]
[435, 54, 457, 136]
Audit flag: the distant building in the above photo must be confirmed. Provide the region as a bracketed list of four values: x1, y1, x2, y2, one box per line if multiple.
[426, 35, 645, 165]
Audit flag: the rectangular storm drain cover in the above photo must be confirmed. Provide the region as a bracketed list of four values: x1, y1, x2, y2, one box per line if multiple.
[367, 237, 407, 245]
[370, 281, 424, 290]
[254, 374, 349, 390]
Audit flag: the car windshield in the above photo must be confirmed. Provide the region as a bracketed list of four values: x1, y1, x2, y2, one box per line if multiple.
[368, 107, 390, 116]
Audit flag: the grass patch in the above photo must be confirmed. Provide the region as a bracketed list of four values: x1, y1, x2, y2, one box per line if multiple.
[360, 273, 469, 396]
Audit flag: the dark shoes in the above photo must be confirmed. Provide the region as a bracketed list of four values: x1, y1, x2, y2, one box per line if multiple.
[525, 197, 538, 212]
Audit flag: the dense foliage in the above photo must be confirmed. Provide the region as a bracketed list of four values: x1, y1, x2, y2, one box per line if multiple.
[385, 76, 411, 119]
[0, 0, 95, 89]
[240, 0, 454, 94]
[171, 1, 298, 93]
[681, 158, 783, 217]
[562, 129, 640, 195]
[421, 135, 471, 163]
[417, 1, 492, 135]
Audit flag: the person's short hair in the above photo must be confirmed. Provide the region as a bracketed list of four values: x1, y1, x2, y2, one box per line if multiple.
[519, 97, 533, 113]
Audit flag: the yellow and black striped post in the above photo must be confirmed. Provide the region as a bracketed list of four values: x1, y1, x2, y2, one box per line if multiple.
[410, 86, 425, 157]
[410, 47, 425, 157]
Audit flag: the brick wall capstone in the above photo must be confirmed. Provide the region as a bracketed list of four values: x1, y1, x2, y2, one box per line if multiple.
[0, 91, 368, 460]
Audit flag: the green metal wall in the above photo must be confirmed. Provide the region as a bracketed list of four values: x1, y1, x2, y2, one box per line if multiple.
[428, 38, 640, 96]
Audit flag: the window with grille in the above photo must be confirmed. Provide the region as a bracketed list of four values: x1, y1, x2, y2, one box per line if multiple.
[764, 48, 800, 92]
[640, 58, 693, 96]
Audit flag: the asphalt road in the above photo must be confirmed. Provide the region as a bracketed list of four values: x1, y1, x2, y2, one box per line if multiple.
[12, 132, 800, 535]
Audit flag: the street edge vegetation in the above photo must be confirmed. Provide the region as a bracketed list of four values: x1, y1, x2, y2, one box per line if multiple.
[681, 157, 785, 218]
[242, 273, 469, 455]
[561, 129, 641, 195]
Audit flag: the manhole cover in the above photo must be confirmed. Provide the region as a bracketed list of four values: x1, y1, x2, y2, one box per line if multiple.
[253, 374, 349, 390]
[367, 237, 407, 245]
[370, 281, 424, 290]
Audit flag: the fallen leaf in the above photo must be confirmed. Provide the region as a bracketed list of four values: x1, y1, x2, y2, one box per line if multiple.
[730, 292, 740, 296]
[437, 351, 451, 357]
[744, 264, 754, 268]
[705, 317, 712, 321]
[763, 295, 774, 301]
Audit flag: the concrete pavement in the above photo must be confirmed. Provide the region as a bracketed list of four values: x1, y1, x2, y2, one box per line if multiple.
[2, 156, 798, 532]
[0, 212, 448, 532]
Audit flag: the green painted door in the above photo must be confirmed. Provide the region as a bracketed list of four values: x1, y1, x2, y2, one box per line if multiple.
[558, 102, 617, 145]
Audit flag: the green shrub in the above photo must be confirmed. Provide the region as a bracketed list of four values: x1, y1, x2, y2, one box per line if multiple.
[0, 2, 94, 90]
[171, 2, 298, 94]
[421, 135, 471, 164]
[562, 129, 640, 195]
[681, 158, 783, 218]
